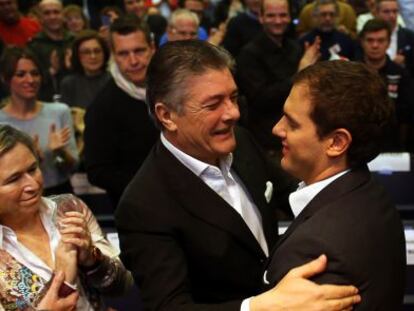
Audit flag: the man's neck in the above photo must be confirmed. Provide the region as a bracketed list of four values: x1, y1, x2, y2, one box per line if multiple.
[44, 28, 64, 41]
[265, 32, 284, 47]
[364, 55, 386, 71]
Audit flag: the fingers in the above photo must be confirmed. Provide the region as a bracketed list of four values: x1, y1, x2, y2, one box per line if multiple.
[287, 254, 327, 278]
[327, 294, 361, 311]
[49, 270, 65, 297]
[320, 284, 359, 300]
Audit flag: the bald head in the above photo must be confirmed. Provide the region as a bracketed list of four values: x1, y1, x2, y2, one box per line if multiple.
[38, 0, 64, 35]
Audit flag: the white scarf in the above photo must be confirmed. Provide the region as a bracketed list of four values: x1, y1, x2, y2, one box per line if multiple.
[109, 59, 146, 101]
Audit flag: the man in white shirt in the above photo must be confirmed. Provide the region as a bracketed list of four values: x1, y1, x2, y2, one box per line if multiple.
[116, 40, 361, 311]
[266, 60, 406, 310]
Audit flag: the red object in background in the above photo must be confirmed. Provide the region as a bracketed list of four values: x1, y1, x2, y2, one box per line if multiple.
[0, 17, 41, 47]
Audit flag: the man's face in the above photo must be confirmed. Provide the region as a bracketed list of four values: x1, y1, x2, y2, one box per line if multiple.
[273, 83, 331, 184]
[260, 0, 291, 39]
[376, 0, 398, 30]
[0, 0, 19, 24]
[166, 68, 240, 166]
[112, 30, 154, 86]
[124, 0, 146, 18]
[39, 2, 64, 33]
[361, 29, 390, 62]
[315, 3, 337, 32]
[168, 18, 198, 41]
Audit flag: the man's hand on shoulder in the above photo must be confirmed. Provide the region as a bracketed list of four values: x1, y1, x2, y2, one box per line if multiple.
[250, 255, 361, 311]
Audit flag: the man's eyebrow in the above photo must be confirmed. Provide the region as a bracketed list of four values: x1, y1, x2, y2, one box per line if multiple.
[284, 111, 298, 125]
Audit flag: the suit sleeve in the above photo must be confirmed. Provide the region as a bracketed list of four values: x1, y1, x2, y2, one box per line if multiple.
[116, 194, 244, 311]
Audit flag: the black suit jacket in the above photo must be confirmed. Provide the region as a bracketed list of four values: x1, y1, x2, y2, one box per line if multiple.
[265, 166, 406, 310]
[115, 127, 294, 311]
[397, 26, 414, 77]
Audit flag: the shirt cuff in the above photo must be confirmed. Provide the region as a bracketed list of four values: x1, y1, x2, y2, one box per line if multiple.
[241, 297, 252, 311]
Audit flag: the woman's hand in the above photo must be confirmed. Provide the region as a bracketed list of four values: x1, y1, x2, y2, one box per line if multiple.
[48, 123, 71, 152]
[55, 238, 78, 284]
[59, 211, 96, 267]
[36, 271, 78, 311]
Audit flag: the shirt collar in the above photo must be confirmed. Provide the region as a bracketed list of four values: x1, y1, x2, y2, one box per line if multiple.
[0, 197, 56, 250]
[289, 170, 350, 218]
[160, 133, 233, 177]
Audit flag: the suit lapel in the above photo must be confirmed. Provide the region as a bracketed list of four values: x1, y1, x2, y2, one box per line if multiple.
[270, 166, 371, 253]
[156, 141, 265, 257]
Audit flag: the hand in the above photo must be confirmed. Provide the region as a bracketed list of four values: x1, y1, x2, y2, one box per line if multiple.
[59, 211, 95, 267]
[49, 49, 60, 77]
[250, 255, 361, 311]
[32, 134, 44, 162]
[208, 22, 227, 46]
[393, 52, 405, 66]
[55, 238, 78, 284]
[298, 36, 321, 71]
[36, 271, 78, 311]
[48, 123, 71, 152]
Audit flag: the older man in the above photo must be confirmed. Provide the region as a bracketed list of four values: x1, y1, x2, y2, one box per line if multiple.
[84, 16, 159, 207]
[266, 60, 406, 310]
[167, 9, 199, 42]
[115, 40, 360, 311]
[299, 0, 355, 60]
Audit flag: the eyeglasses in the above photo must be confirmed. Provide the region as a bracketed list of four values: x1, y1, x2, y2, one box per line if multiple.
[172, 27, 197, 38]
[79, 48, 103, 56]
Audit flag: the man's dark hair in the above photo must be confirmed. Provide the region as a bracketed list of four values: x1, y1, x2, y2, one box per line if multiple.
[146, 40, 235, 129]
[0, 47, 42, 85]
[293, 60, 393, 168]
[71, 30, 110, 74]
[359, 18, 392, 39]
[109, 14, 152, 49]
[313, 0, 339, 15]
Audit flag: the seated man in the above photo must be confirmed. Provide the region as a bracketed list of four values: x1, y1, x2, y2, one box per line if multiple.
[266, 60, 406, 310]
[300, 0, 356, 60]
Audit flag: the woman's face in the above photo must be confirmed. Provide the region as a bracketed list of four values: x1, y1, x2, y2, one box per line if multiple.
[10, 58, 41, 102]
[78, 38, 105, 76]
[65, 12, 85, 33]
[0, 143, 43, 223]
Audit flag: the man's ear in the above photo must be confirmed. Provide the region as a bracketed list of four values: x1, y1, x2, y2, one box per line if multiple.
[326, 128, 352, 158]
[155, 102, 177, 131]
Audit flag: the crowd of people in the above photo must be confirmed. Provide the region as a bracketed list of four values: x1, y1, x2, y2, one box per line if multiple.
[0, 0, 412, 310]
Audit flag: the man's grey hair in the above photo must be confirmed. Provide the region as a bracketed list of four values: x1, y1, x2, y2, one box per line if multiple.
[146, 40, 234, 129]
[169, 8, 200, 27]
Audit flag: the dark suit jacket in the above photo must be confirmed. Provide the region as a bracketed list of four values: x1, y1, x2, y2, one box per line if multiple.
[397, 26, 414, 77]
[115, 127, 294, 311]
[265, 166, 406, 310]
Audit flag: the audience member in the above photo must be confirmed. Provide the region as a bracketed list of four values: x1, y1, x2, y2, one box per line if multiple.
[357, 18, 412, 151]
[28, 0, 74, 102]
[84, 17, 158, 207]
[0, 124, 133, 310]
[183, 0, 213, 33]
[63, 4, 89, 35]
[0, 47, 78, 195]
[356, 0, 404, 33]
[0, 0, 41, 47]
[376, 0, 414, 77]
[222, 0, 262, 57]
[237, 0, 319, 157]
[160, 8, 201, 44]
[61, 30, 110, 110]
[123, 0, 167, 46]
[115, 39, 360, 311]
[266, 60, 406, 310]
[297, 0, 357, 37]
[300, 0, 355, 60]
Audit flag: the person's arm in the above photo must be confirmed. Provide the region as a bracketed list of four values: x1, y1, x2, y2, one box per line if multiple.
[58, 196, 133, 296]
[250, 255, 360, 311]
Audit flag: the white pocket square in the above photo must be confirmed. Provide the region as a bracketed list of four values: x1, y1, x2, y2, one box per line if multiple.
[264, 181, 273, 203]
